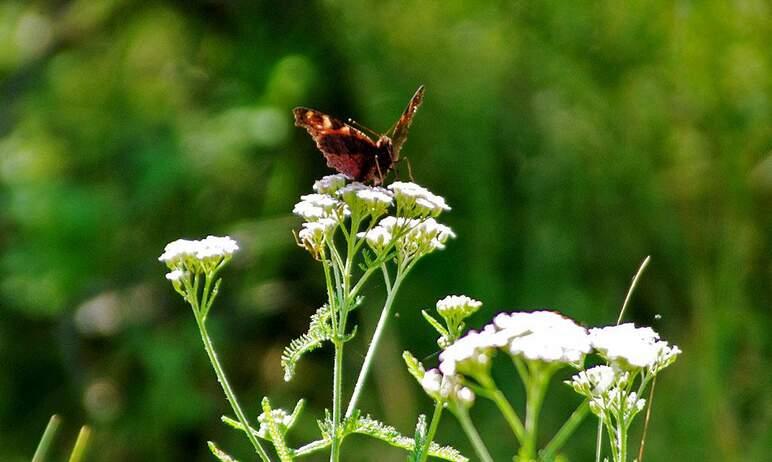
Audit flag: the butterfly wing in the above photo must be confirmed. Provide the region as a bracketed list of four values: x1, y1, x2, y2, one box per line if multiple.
[294, 108, 392, 182]
[388, 85, 425, 161]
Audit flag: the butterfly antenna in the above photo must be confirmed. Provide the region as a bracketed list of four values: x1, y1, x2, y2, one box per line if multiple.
[421, 350, 440, 362]
[347, 118, 381, 139]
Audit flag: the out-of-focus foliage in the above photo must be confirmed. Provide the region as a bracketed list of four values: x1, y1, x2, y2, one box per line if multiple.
[0, 1, 769, 461]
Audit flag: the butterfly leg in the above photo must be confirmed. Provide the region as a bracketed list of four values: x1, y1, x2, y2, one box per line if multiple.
[405, 156, 415, 182]
[374, 154, 385, 185]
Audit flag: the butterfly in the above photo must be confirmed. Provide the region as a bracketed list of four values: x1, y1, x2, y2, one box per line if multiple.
[293, 86, 424, 184]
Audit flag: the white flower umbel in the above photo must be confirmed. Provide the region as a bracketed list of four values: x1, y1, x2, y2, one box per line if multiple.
[493, 311, 591, 366]
[293, 193, 349, 222]
[429, 295, 483, 347]
[571, 324, 680, 462]
[159, 236, 272, 461]
[357, 226, 394, 254]
[297, 218, 337, 257]
[439, 325, 505, 377]
[338, 183, 393, 218]
[313, 174, 349, 195]
[388, 181, 450, 218]
[568, 365, 619, 396]
[421, 369, 475, 408]
[589, 323, 681, 372]
[159, 235, 239, 275]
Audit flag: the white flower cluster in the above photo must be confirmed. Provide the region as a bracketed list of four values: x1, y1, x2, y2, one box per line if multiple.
[338, 182, 393, 217]
[389, 181, 450, 218]
[359, 216, 455, 259]
[589, 387, 647, 420]
[589, 323, 682, 372]
[421, 368, 475, 408]
[437, 295, 482, 317]
[256, 407, 294, 440]
[493, 311, 592, 365]
[438, 310, 591, 378]
[568, 365, 619, 395]
[293, 193, 349, 222]
[313, 174, 349, 195]
[159, 235, 239, 281]
[294, 176, 455, 260]
[439, 325, 505, 376]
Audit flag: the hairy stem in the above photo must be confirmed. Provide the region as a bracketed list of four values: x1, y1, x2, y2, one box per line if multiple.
[418, 401, 445, 462]
[345, 264, 405, 417]
[195, 314, 271, 461]
[330, 342, 344, 462]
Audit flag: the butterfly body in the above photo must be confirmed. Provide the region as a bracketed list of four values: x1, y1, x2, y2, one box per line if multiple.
[293, 86, 424, 184]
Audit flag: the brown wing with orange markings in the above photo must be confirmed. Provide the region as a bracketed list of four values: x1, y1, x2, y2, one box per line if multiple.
[388, 85, 424, 161]
[293, 107, 393, 182]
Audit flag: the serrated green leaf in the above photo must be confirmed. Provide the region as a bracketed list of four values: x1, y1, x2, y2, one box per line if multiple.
[208, 441, 240, 462]
[409, 414, 428, 462]
[403, 351, 426, 384]
[422, 310, 449, 337]
[261, 398, 293, 462]
[281, 305, 333, 381]
[353, 415, 467, 462]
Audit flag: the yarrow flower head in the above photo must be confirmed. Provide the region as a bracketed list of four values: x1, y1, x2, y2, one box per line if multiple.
[439, 324, 507, 377]
[567, 365, 620, 397]
[361, 216, 456, 261]
[430, 295, 483, 347]
[293, 193, 349, 222]
[159, 235, 239, 276]
[420, 369, 475, 408]
[589, 323, 681, 372]
[492, 311, 591, 366]
[338, 183, 393, 218]
[388, 181, 450, 218]
[296, 218, 337, 258]
[356, 226, 393, 254]
[437, 295, 482, 328]
[313, 174, 349, 195]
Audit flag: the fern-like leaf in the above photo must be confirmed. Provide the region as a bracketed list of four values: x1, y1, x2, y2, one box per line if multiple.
[353, 415, 468, 462]
[281, 304, 333, 381]
[261, 398, 292, 462]
[207, 441, 240, 462]
[408, 414, 428, 462]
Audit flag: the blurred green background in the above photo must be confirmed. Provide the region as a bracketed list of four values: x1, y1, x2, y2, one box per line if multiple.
[0, 1, 769, 461]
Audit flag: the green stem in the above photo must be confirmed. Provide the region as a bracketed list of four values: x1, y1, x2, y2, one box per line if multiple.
[67, 426, 91, 462]
[637, 376, 657, 462]
[418, 401, 445, 462]
[32, 415, 61, 462]
[195, 315, 271, 462]
[454, 408, 494, 462]
[595, 418, 603, 462]
[345, 265, 405, 417]
[293, 439, 331, 458]
[541, 400, 590, 461]
[617, 256, 651, 325]
[520, 368, 549, 461]
[330, 342, 344, 462]
[479, 375, 525, 444]
[619, 418, 629, 462]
